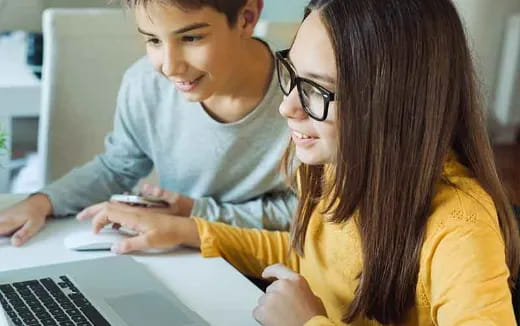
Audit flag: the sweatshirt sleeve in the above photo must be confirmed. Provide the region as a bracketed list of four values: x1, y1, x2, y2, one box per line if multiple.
[193, 217, 300, 278]
[191, 190, 296, 231]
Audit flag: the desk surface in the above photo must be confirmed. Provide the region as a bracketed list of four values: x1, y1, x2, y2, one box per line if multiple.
[0, 194, 262, 325]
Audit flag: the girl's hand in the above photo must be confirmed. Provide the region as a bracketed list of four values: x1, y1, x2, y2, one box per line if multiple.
[77, 201, 200, 254]
[253, 264, 327, 326]
[140, 184, 194, 217]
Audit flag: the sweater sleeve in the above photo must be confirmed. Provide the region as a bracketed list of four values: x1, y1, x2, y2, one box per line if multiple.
[426, 217, 516, 325]
[193, 217, 300, 278]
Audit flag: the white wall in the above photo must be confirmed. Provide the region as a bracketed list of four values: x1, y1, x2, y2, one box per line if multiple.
[261, 0, 306, 22]
[0, 0, 45, 32]
[453, 0, 520, 108]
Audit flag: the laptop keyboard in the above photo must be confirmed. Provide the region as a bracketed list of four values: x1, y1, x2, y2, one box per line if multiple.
[0, 275, 111, 326]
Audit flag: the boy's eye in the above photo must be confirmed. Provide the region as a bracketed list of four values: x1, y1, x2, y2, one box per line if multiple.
[146, 38, 161, 46]
[181, 35, 203, 42]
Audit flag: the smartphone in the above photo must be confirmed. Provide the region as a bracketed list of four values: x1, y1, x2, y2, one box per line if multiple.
[110, 194, 169, 208]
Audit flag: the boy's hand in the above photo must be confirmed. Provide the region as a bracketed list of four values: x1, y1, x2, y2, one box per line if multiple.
[140, 184, 194, 217]
[0, 194, 52, 246]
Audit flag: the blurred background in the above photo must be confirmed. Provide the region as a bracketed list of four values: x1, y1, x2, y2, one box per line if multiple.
[0, 0, 518, 205]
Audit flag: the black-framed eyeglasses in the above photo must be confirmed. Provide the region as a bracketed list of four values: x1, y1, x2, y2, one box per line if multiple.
[275, 49, 335, 121]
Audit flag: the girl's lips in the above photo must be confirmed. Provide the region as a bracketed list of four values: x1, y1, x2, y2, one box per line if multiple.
[291, 131, 319, 146]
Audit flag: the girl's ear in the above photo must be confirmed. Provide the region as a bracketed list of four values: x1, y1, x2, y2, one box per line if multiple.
[238, 0, 262, 38]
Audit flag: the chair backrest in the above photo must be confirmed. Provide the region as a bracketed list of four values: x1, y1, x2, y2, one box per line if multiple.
[38, 8, 144, 184]
[38, 11, 299, 185]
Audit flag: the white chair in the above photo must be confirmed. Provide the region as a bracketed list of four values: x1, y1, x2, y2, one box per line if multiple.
[38, 8, 145, 184]
[37, 9, 298, 186]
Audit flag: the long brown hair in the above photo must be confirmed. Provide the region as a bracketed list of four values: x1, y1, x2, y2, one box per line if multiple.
[283, 0, 520, 324]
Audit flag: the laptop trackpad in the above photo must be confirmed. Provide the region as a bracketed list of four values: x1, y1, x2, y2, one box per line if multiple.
[106, 291, 198, 326]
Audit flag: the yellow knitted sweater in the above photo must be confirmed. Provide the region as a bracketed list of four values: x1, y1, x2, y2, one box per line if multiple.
[193, 155, 516, 325]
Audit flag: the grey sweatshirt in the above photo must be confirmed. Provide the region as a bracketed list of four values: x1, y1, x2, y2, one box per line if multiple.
[41, 56, 295, 230]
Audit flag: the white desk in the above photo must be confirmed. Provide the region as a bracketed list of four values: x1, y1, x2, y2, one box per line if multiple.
[0, 32, 41, 192]
[0, 194, 263, 325]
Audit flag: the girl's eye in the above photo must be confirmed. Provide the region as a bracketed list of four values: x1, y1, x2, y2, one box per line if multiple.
[301, 88, 310, 100]
[146, 38, 161, 46]
[181, 35, 204, 42]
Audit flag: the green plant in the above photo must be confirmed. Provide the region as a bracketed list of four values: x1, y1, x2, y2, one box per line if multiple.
[0, 129, 5, 151]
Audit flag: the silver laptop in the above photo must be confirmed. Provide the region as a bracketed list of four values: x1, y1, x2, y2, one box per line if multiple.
[0, 256, 209, 326]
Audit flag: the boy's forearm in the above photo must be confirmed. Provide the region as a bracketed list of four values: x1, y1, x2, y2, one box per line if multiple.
[191, 191, 297, 231]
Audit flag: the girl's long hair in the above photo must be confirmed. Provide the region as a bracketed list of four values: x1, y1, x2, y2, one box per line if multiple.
[283, 0, 520, 323]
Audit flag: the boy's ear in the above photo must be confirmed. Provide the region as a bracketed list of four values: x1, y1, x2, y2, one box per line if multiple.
[238, 0, 263, 38]
[256, 0, 264, 14]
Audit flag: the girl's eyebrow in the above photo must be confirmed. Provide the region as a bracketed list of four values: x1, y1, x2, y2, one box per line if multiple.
[288, 51, 336, 85]
[137, 23, 210, 37]
[304, 72, 336, 85]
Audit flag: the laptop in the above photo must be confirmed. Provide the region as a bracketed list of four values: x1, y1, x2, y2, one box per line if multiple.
[0, 256, 209, 326]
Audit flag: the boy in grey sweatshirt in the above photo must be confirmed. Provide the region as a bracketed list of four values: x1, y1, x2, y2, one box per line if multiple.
[0, 0, 296, 246]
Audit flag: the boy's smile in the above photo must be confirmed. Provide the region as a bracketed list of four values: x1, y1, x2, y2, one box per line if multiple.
[173, 74, 206, 93]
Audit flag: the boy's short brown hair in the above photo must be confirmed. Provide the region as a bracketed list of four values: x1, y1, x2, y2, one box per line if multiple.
[124, 0, 248, 26]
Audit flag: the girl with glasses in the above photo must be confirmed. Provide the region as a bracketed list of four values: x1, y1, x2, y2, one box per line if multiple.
[89, 0, 520, 324]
